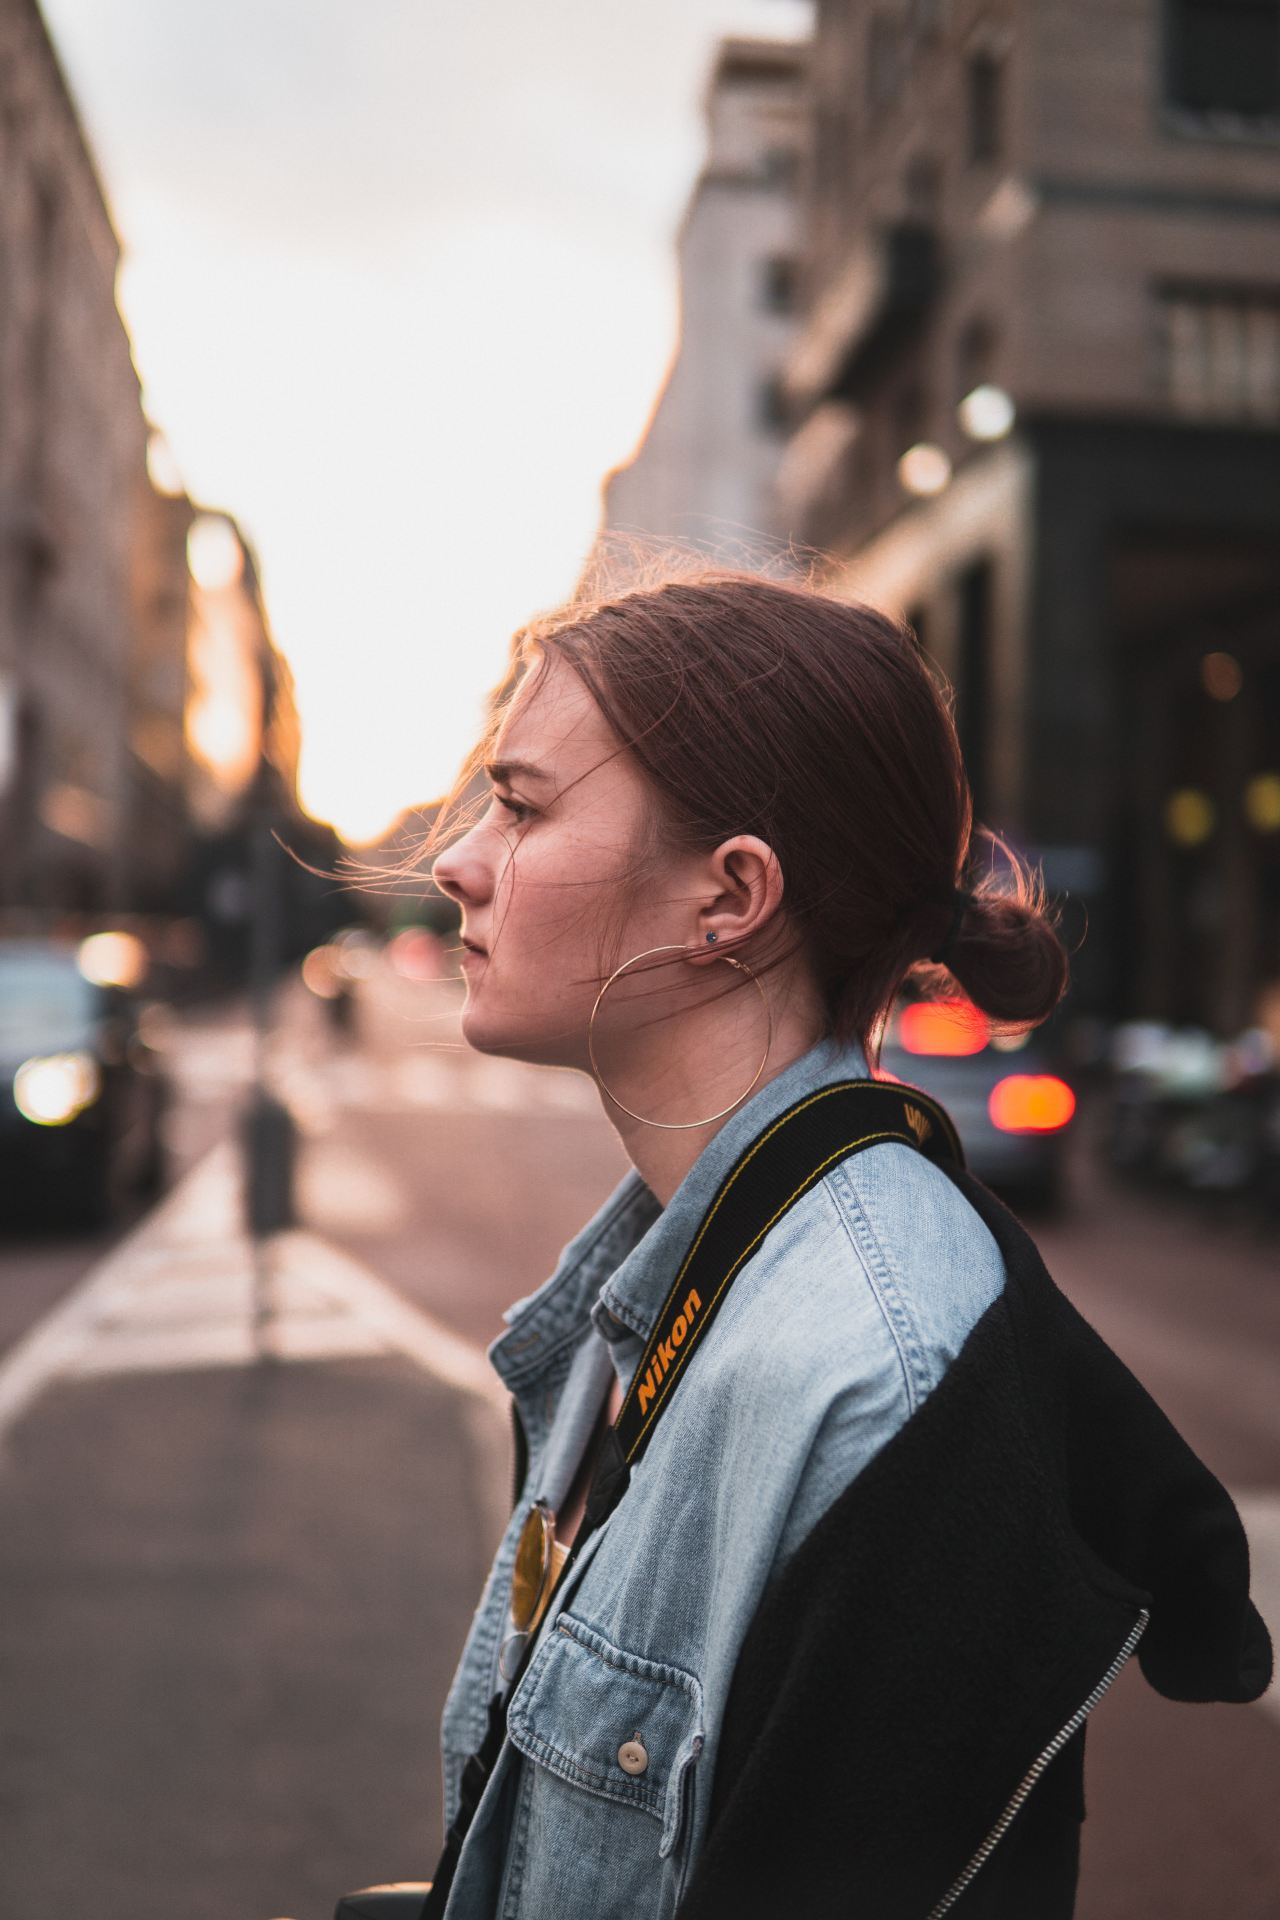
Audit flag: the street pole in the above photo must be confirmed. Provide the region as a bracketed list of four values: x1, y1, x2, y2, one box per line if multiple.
[240, 788, 297, 1358]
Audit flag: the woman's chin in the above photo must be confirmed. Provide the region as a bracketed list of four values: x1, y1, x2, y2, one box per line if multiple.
[458, 1001, 500, 1053]
[459, 1004, 581, 1072]
[458, 1002, 524, 1059]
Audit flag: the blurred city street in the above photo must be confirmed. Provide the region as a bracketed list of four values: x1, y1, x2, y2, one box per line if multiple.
[0, 955, 1277, 1920]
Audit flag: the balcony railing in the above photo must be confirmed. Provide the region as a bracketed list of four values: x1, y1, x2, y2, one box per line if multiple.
[785, 220, 941, 411]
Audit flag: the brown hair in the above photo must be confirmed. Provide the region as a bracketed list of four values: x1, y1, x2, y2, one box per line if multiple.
[418, 567, 1068, 1068]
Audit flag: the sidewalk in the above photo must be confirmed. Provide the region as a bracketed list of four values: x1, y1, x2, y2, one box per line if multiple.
[0, 1139, 510, 1920]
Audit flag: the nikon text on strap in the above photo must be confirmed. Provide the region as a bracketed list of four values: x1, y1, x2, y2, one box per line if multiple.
[419, 1076, 963, 1917]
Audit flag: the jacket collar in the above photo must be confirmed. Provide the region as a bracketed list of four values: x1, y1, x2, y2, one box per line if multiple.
[487, 1167, 659, 1390]
[594, 1032, 870, 1344]
[487, 1033, 871, 1388]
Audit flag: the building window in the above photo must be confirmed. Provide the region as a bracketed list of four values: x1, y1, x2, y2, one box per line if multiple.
[1165, 0, 1280, 118]
[759, 255, 799, 315]
[1162, 286, 1280, 419]
[957, 561, 993, 817]
[908, 0, 947, 42]
[868, 15, 904, 112]
[814, 100, 852, 211]
[760, 145, 801, 188]
[967, 51, 1003, 162]
[756, 373, 790, 435]
[904, 152, 942, 218]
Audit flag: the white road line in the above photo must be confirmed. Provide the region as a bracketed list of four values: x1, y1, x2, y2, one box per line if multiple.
[269, 1230, 503, 1405]
[0, 1139, 504, 1449]
[271, 1049, 601, 1118]
[0, 1144, 234, 1442]
[295, 1141, 412, 1233]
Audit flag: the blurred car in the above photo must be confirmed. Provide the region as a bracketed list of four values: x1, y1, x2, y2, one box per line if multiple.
[0, 934, 171, 1228]
[1105, 1018, 1280, 1217]
[876, 993, 1076, 1211]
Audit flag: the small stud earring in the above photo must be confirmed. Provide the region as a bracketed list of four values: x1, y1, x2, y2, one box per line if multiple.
[705, 932, 718, 944]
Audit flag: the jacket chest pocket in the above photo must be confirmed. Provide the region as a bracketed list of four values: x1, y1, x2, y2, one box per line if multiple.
[503, 1613, 705, 1917]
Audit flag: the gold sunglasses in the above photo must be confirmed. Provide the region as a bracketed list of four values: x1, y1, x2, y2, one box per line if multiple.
[512, 1500, 569, 1634]
[499, 1501, 569, 1679]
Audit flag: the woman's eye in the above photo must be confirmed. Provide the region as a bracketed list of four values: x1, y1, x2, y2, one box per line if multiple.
[492, 790, 534, 823]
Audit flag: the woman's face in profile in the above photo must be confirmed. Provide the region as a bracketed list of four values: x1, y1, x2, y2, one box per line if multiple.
[432, 651, 690, 1073]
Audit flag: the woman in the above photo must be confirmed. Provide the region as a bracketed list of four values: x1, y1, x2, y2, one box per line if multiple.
[421, 573, 1269, 1919]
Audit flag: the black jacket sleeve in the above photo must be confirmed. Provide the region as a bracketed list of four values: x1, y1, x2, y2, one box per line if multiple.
[676, 1168, 1270, 1920]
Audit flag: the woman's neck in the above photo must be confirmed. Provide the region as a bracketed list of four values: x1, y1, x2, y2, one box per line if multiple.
[603, 991, 826, 1208]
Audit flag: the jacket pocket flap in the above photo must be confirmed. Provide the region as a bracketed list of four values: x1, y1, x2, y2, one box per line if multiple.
[507, 1612, 705, 1856]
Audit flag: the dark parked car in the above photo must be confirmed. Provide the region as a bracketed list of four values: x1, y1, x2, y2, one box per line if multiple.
[0, 935, 170, 1228]
[877, 991, 1076, 1211]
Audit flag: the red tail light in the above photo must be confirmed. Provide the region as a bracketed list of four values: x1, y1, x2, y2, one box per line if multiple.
[897, 1000, 988, 1056]
[988, 1075, 1076, 1133]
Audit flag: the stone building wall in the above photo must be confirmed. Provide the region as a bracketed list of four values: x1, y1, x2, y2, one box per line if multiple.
[789, 0, 1280, 552]
[784, 0, 1280, 1028]
[600, 37, 809, 567]
[0, 0, 161, 911]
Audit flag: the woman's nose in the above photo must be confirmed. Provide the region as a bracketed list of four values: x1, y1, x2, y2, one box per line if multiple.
[431, 834, 491, 906]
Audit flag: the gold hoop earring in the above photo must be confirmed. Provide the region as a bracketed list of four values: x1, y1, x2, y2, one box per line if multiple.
[586, 942, 773, 1130]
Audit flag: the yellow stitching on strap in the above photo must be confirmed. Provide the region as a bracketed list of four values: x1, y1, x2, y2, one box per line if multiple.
[624, 1127, 911, 1457]
[616, 1080, 953, 1426]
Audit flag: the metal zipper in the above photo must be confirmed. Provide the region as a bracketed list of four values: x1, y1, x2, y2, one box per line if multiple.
[926, 1607, 1151, 1919]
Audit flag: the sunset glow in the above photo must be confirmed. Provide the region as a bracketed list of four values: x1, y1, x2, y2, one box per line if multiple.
[42, 0, 812, 846]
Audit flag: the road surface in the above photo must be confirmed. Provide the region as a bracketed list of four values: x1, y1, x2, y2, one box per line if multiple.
[0, 959, 1275, 1918]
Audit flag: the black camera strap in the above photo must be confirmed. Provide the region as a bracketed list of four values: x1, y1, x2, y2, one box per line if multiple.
[421, 1077, 963, 1916]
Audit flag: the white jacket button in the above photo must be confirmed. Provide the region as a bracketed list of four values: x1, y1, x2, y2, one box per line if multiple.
[617, 1738, 649, 1775]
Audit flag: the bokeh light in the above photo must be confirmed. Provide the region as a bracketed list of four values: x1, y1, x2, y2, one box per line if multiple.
[1165, 788, 1215, 847]
[1201, 651, 1243, 701]
[77, 930, 148, 990]
[957, 384, 1016, 441]
[1245, 772, 1280, 833]
[897, 443, 952, 497]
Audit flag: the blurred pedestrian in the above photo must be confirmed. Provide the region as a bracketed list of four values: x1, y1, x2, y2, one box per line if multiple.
[411, 572, 1271, 1919]
[324, 973, 356, 1038]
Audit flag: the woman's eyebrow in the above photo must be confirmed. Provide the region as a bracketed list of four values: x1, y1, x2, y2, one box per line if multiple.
[484, 758, 554, 786]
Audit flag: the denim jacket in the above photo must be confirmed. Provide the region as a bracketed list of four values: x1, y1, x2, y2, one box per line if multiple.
[437, 1033, 1007, 1919]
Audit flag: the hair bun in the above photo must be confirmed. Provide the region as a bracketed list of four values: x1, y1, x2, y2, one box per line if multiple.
[926, 841, 1069, 1032]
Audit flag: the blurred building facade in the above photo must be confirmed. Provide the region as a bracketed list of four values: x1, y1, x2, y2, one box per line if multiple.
[0, 0, 163, 914]
[600, 37, 809, 564]
[0, 1, 337, 988]
[182, 511, 343, 983]
[184, 514, 295, 836]
[783, 0, 1280, 1034]
[128, 462, 195, 910]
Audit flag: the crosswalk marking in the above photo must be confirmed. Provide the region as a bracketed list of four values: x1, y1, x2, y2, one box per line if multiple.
[0, 1142, 505, 1446]
[170, 1029, 600, 1119]
[296, 1140, 411, 1232]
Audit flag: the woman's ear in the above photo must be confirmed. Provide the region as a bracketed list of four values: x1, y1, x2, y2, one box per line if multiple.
[693, 836, 784, 957]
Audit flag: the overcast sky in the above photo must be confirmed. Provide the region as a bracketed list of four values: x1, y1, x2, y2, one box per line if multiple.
[42, 0, 811, 842]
